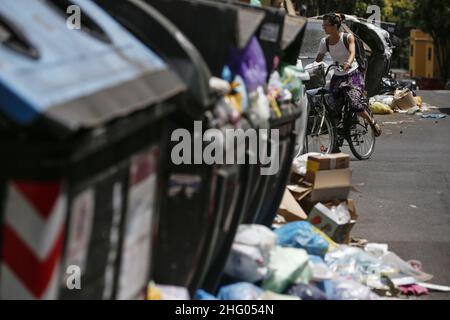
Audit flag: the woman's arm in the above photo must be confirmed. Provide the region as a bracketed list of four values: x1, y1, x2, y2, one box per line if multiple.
[315, 53, 325, 63]
[345, 34, 356, 70]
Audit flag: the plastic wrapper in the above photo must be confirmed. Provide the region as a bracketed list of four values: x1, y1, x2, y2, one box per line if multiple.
[262, 246, 312, 293]
[275, 221, 330, 257]
[370, 102, 393, 114]
[330, 277, 380, 300]
[249, 86, 271, 122]
[229, 36, 267, 92]
[286, 283, 328, 300]
[380, 252, 433, 282]
[308, 255, 335, 281]
[324, 245, 390, 284]
[224, 224, 276, 283]
[217, 282, 263, 300]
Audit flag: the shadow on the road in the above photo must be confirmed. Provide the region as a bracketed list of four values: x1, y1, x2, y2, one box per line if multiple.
[438, 108, 450, 115]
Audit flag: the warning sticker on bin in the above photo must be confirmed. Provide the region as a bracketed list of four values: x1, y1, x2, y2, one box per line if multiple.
[168, 174, 202, 199]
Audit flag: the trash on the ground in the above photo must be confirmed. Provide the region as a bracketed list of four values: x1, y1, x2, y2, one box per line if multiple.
[290, 169, 352, 211]
[224, 224, 276, 282]
[417, 282, 450, 292]
[380, 251, 433, 282]
[324, 245, 390, 285]
[370, 94, 394, 107]
[414, 96, 423, 108]
[217, 282, 263, 300]
[407, 106, 420, 115]
[308, 201, 358, 243]
[421, 113, 446, 119]
[392, 89, 417, 110]
[272, 214, 287, 228]
[278, 188, 308, 222]
[389, 276, 417, 287]
[370, 102, 394, 114]
[364, 243, 389, 258]
[330, 277, 380, 300]
[349, 237, 369, 248]
[195, 289, 219, 300]
[147, 282, 190, 300]
[292, 152, 321, 176]
[399, 284, 429, 296]
[225, 243, 270, 283]
[308, 255, 335, 281]
[258, 290, 301, 300]
[306, 153, 350, 172]
[409, 204, 418, 209]
[262, 246, 312, 293]
[275, 221, 330, 257]
[286, 283, 328, 300]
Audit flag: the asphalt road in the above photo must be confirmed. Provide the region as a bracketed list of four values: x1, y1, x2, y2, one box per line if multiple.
[343, 90, 450, 300]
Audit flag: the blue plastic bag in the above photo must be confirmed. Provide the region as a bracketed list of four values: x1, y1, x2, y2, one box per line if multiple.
[217, 282, 263, 300]
[195, 289, 219, 300]
[274, 221, 329, 257]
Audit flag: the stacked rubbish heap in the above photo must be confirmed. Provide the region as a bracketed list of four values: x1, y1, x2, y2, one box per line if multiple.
[148, 152, 447, 300]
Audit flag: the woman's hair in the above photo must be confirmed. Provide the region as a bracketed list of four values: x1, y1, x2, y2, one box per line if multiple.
[323, 13, 343, 28]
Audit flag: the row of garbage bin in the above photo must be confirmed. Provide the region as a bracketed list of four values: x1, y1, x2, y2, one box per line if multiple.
[0, 0, 308, 299]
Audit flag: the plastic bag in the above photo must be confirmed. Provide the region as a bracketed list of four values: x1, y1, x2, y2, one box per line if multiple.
[370, 95, 394, 107]
[194, 289, 219, 300]
[258, 291, 300, 300]
[229, 37, 267, 92]
[380, 252, 433, 282]
[275, 221, 329, 257]
[324, 245, 388, 284]
[224, 224, 276, 282]
[308, 255, 335, 281]
[262, 246, 311, 293]
[286, 283, 328, 300]
[217, 282, 263, 300]
[292, 152, 320, 176]
[249, 86, 271, 121]
[370, 102, 393, 114]
[330, 277, 380, 300]
[329, 202, 351, 224]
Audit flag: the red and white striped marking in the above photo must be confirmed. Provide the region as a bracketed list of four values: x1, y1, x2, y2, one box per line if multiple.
[0, 181, 67, 300]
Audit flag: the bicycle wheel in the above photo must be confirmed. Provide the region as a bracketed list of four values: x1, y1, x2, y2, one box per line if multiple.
[306, 110, 336, 154]
[347, 115, 376, 160]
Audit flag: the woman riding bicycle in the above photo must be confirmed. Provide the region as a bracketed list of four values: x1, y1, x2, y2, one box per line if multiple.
[315, 13, 382, 143]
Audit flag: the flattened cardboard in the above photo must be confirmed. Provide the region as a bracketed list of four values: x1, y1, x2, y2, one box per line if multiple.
[278, 188, 308, 221]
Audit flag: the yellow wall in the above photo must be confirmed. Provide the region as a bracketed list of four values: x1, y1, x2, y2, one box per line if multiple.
[410, 29, 439, 78]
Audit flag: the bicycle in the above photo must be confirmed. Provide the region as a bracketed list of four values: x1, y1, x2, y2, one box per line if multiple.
[304, 63, 376, 160]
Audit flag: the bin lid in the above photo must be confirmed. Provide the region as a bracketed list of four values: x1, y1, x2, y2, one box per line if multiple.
[0, 0, 185, 133]
[94, 0, 213, 118]
[148, 0, 265, 76]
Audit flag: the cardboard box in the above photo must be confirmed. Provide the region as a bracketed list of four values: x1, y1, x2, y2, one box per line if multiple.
[306, 153, 350, 173]
[308, 200, 358, 244]
[291, 168, 352, 205]
[278, 188, 308, 222]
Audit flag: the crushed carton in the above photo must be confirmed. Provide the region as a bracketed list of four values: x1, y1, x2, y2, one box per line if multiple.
[308, 200, 359, 244]
[306, 153, 350, 172]
[278, 188, 308, 221]
[288, 169, 352, 212]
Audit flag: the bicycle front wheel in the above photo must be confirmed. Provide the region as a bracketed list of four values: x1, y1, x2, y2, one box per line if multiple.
[347, 116, 376, 160]
[305, 111, 336, 154]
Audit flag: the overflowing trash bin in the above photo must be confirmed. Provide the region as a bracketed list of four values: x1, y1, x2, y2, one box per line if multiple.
[0, 0, 185, 299]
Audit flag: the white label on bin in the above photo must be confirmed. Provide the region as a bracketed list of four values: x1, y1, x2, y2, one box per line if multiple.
[65, 188, 95, 275]
[260, 23, 280, 43]
[118, 148, 158, 300]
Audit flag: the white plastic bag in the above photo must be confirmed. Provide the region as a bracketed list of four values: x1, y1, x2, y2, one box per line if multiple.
[292, 152, 320, 175]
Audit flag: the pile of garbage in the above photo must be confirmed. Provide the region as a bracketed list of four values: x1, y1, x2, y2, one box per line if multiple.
[187, 152, 442, 300]
[369, 89, 424, 115]
[146, 152, 449, 300]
